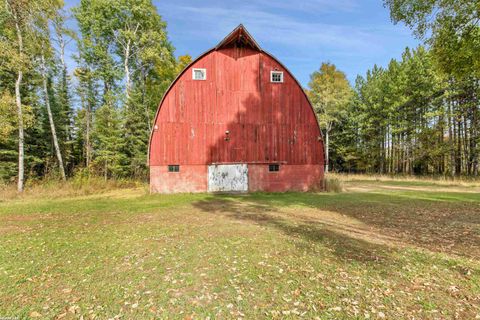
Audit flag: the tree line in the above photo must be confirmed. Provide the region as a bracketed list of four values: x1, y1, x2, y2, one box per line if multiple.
[0, 0, 191, 191]
[309, 0, 479, 176]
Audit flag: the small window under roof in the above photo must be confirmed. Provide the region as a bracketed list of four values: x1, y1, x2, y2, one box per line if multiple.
[192, 68, 206, 80]
[271, 71, 283, 83]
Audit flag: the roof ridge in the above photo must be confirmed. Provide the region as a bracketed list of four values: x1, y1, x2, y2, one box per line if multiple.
[215, 24, 262, 51]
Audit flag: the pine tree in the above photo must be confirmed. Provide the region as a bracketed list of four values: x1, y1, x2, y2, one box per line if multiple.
[92, 104, 127, 179]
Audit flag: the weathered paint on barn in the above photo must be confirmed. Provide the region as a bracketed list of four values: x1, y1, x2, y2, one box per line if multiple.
[149, 24, 324, 193]
[208, 164, 248, 192]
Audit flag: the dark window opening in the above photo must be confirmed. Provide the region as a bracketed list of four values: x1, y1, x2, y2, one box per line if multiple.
[168, 165, 180, 172]
[269, 164, 280, 172]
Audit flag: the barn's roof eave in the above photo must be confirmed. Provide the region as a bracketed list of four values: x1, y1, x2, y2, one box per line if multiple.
[215, 24, 262, 51]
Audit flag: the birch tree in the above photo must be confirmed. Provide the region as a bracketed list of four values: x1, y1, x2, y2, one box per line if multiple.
[32, 2, 67, 180]
[308, 63, 353, 173]
[111, 0, 174, 108]
[40, 45, 66, 180]
[5, 0, 29, 192]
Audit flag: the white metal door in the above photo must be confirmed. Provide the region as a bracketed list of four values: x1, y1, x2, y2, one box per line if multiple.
[208, 164, 248, 192]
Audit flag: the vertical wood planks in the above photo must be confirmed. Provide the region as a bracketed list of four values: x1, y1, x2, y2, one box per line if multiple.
[150, 45, 323, 167]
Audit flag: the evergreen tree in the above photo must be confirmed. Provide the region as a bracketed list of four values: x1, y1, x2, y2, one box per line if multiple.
[92, 104, 127, 178]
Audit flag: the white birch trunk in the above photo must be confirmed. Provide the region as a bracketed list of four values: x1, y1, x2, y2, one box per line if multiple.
[10, 2, 24, 192]
[15, 66, 24, 192]
[124, 39, 131, 104]
[325, 129, 330, 173]
[40, 52, 66, 180]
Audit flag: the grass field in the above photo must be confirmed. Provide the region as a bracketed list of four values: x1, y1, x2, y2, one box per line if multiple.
[1, 177, 479, 319]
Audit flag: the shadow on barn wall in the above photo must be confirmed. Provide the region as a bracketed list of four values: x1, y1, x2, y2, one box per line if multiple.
[204, 88, 323, 191]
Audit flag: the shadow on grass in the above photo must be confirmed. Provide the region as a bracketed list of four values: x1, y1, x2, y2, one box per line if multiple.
[192, 191, 480, 259]
[193, 197, 393, 264]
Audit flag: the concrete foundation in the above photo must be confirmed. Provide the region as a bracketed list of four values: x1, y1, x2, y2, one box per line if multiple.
[150, 164, 323, 193]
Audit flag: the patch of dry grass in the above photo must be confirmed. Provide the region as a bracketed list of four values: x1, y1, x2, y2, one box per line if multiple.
[330, 172, 480, 187]
[0, 177, 147, 202]
[324, 176, 344, 193]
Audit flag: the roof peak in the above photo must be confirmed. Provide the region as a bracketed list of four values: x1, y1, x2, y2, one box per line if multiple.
[215, 24, 262, 51]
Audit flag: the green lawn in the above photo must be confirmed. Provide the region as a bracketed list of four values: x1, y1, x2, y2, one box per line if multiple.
[1, 180, 479, 319]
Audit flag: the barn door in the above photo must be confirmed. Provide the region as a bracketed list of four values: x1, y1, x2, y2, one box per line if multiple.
[208, 164, 248, 192]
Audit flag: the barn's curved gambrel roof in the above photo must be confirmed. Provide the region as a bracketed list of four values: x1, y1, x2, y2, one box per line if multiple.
[148, 24, 323, 164]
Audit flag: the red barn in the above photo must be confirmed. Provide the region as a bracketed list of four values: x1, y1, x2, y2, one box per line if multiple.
[149, 25, 324, 193]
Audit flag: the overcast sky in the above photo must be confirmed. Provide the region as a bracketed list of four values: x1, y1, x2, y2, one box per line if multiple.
[64, 0, 420, 86]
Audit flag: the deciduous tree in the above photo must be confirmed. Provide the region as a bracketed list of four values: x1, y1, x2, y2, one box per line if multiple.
[308, 63, 353, 173]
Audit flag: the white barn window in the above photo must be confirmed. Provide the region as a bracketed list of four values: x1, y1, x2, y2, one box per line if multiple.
[270, 71, 283, 83]
[192, 68, 206, 80]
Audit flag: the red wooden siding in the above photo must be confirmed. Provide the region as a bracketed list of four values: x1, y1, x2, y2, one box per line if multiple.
[149, 46, 324, 167]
